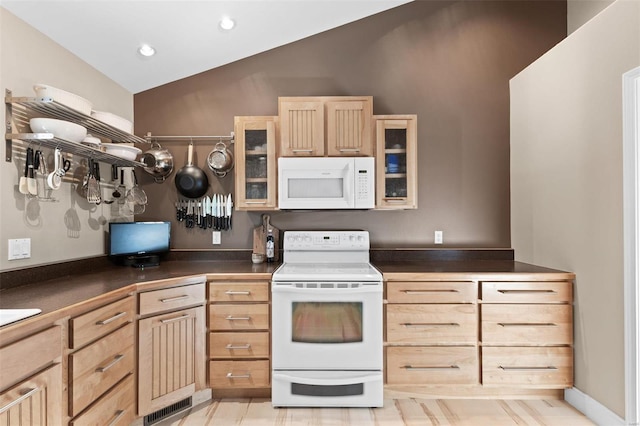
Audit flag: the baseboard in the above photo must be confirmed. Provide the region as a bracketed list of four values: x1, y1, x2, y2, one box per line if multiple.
[565, 387, 626, 425]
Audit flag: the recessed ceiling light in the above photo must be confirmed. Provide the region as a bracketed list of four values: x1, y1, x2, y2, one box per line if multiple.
[138, 44, 156, 57]
[219, 16, 235, 31]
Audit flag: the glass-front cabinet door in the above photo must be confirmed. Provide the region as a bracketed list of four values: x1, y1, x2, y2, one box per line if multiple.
[374, 115, 417, 209]
[234, 116, 278, 210]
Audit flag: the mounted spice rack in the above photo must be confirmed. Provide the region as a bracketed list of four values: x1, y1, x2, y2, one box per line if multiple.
[175, 193, 233, 230]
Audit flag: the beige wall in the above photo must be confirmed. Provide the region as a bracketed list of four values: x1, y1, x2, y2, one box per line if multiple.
[510, 0, 640, 417]
[0, 8, 133, 271]
[134, 0, 566, 252]
[568, 0, 615, 33]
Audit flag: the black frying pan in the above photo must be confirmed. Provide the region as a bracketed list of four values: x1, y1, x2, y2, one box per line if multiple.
[175, 141, 209, 198]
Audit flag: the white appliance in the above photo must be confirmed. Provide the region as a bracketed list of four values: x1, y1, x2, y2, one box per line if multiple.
[271, 231, 383, 408]
[278, 157, 375, 209]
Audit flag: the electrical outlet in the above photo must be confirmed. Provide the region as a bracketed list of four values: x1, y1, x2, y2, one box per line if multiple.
[8, 238, 31, 260]
[434, 230, 443, 244]
[212, 231, 221, 245]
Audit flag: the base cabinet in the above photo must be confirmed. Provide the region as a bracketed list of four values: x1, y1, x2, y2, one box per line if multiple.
[208, 280, 271, 395]
[137, 283, 206, 416]
[384, 274, 574, 397]
[0, 363, 63, 425]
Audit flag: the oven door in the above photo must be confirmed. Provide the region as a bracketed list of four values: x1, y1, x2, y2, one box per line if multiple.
[271, 284, 382, 370]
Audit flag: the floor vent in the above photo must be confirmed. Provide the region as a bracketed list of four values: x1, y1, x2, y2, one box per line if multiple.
[143, 397, 192, 425]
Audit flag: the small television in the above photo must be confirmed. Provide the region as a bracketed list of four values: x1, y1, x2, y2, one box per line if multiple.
[108, 221, 171, 267]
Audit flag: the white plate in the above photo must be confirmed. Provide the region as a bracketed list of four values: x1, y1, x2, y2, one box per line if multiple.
[102, 143, 141, 161]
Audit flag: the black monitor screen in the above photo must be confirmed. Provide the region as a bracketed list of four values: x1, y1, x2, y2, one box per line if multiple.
[109, 221, 171, 256]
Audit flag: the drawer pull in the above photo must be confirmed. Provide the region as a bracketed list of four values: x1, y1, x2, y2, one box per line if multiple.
[226, 372, 251, 379]
[498, 322, 557, 327]
[226, 315, 251, 321]
[107, 409, 126, 426]
[339, 148, 361, 152]
[96, 311, 127, 326]
[292, 149, 314, 153]
[160, 314, 190, 323]
[225, 290, 251, 295]
[383, 199, 407, 203]
[245, 201, 267, 204]
[402, 322, 460, 328]
[403, 289, 459, 294]
[499, 366, 557, 371]
[0, 387, 38, 414]
[226, 343, 252, 350]
[160, 295, 189, 303]
[96, 354, 125, 373]
[497, 289, 556, 294]
[404, 365, 460, 371]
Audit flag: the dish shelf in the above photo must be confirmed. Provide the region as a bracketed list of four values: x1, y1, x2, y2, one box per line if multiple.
[6, 95, 147, 144]
[6, 133, 145, 167]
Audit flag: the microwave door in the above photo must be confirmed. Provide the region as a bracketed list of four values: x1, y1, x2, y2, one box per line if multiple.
[280, 162, 354, 209]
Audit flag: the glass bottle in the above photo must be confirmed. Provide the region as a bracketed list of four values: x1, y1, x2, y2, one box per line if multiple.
[266, 229, 275, 262]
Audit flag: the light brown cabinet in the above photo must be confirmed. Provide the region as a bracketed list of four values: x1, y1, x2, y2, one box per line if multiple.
[67, 296, 135, 422]
[0, 327, 63, 425]
[385, 280, 479, 387]
[208, 280, 271, 393]
[279, 96, 373, 157]
[234, 116, 279, 210]
[137, 283, 206, 416]
[374, 115, 417, 209]
[384, 274, 574, 397]
[480, 280, 574, 389]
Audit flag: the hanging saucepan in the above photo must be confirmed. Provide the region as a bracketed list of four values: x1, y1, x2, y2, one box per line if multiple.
[141, 142, 174, 183]
[174, 141, 209, 198]
[207, 142, 234, 177]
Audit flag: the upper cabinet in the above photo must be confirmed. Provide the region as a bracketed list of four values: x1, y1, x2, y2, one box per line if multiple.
[278, 96, 373, 157]
[234, 116, 278, 211]
[375, 115, 417, 210]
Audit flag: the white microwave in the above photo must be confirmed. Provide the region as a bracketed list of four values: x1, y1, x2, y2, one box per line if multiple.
[278, 157, 375, 209]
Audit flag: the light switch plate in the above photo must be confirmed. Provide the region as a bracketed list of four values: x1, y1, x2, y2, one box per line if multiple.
[8, 238, 31, 260]
[434, 231, 443, 244]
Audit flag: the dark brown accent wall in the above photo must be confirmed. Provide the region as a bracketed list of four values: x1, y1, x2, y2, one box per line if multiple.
[133, 1, 566, 252]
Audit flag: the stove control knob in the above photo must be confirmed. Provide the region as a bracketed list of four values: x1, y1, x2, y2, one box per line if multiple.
[304, 236, 311, 243]
[348, 235, 356, 242]
[357, 235, 365, 242]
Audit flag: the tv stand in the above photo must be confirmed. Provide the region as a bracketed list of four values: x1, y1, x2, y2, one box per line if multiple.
[123, 254, 160, 268]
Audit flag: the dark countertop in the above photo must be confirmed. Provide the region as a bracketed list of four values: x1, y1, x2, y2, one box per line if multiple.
[0, 255, 574, 328]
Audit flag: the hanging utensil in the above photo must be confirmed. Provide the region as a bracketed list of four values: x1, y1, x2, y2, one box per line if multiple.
[111, 165, 122, 199]
[142, 142, 174, 183]
[175, 141, 209, 198]
[19, 148, 31, 195]
[207, 142, 234, 177]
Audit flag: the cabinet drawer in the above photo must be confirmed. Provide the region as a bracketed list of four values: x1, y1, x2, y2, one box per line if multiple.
[482, 347, 573, 388]
[482, 304, 572, 345]
[387, 281, 477, 303]
[70, 296, 134, 349]
[210, 360, 270, 388]
[139, 283, 206, 316]
[481, 281, 572, 303]
[210, 332, 269, 359]
[210, 304, 269, 331]
[70, 374, 134, 426]
[209, 282, 269, 303]
[386, 346, 479, 385]
[69, 324, 134, 416]
[386, 304, 477, 345]
[0, 326, 61, 390]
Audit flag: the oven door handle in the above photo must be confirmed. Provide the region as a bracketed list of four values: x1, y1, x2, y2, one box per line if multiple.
[272, 286, 381, 295]
[272, 372, 380, 386]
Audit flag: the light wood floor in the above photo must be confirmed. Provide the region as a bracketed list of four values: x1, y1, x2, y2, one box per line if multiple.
[158, 398, 595, 425]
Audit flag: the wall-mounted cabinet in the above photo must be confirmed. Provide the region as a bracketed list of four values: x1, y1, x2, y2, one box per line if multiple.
[279, 96, 373, 157]
[234, 116, 278, 211]
[5, 89, 146, 167]
[374, 115, 417, 210]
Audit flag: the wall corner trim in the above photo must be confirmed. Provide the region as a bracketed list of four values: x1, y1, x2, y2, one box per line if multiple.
[565, 387, 626, 425]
